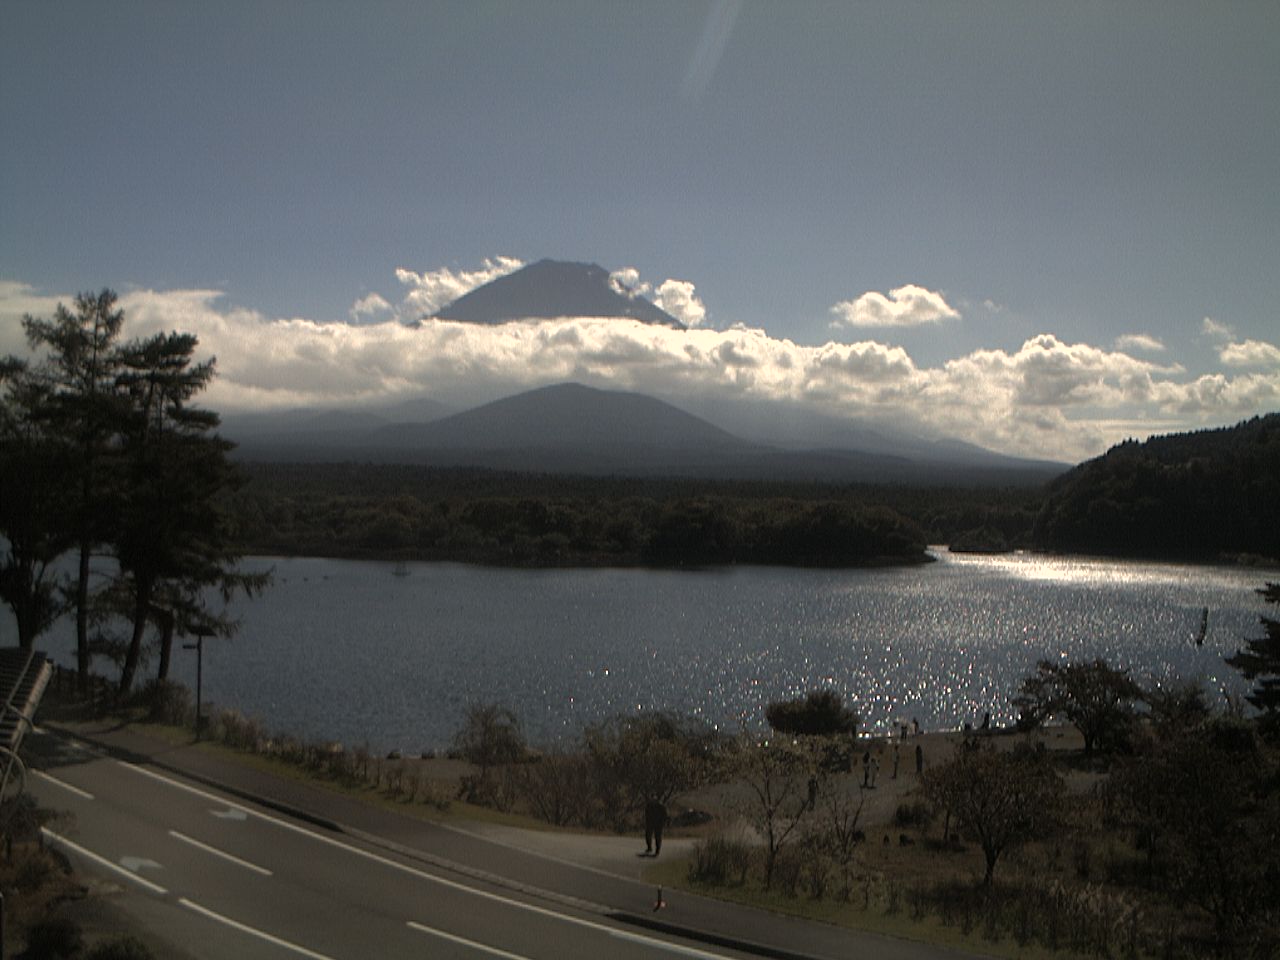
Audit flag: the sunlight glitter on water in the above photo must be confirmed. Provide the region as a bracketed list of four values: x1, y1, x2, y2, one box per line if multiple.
[16, 551, 1278, 750]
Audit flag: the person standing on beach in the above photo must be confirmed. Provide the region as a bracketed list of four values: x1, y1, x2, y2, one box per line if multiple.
[644, 799, 668, 856]
[915, 743, 924, 775]
[892, 744, 900, 779]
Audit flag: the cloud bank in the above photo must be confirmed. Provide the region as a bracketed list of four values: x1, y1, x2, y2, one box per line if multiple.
[393, 257, 524, 319]
[3, 275, 1276, 464]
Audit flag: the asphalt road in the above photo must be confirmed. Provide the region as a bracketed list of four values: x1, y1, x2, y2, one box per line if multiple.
[26, 725, 985, 960]
[28, 734, 759, 960]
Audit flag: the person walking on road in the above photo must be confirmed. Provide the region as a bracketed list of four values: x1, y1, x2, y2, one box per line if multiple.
[644, 799, 668, 856]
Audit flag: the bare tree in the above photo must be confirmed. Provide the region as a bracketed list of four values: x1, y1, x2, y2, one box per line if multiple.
[726, 735, 820, 889]
[453, 702, 526, 802]
[813, 773, 865, 900]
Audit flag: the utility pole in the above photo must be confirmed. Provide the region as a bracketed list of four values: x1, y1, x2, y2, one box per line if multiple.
[183, 627, 215, 740]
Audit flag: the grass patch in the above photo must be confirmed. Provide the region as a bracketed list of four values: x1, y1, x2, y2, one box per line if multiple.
[657, 849, 1092, 960]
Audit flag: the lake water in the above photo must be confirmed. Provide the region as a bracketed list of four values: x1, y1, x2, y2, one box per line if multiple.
[10, 550, 1276, 752]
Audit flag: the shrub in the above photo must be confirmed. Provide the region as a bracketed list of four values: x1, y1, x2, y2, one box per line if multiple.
[893, 799, 933, 829]
[765, 690, 858, 738]
[519, 750, 592, 826]
[452, 703, 526, 780]
[22, 916, 83, 959]
[85, 936, 156, 960]
[210, 708, 265, 750]
[14, 851, 57, 892]
[139, 680, 193, 726]
[688, 829, 752, 887]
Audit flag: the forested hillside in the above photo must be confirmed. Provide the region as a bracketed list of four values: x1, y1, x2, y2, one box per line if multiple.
[1032, 414, 1280, 561]
[226, 464, 1046, 567]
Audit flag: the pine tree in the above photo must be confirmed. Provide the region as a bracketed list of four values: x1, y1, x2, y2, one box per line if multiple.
[20, 291, 128, 686]
[1225, 583, 1280, 736]
[0, 359, 74, 647]
[112, 331, 267, 694]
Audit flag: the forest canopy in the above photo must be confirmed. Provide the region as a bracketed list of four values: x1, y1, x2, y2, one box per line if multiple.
[1032, 414, 1280, 561]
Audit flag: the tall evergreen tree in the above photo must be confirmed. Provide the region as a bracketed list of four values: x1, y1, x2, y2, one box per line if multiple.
[21, 291, 127, 686]
[112, 331, 266, 694]
[1225, 583, 1280, 738]
[0, 359, 73, 648]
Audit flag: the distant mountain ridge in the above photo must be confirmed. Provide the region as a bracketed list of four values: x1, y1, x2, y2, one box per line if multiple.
[229, 382, 1065, 486]
[431, 259, 683, 327]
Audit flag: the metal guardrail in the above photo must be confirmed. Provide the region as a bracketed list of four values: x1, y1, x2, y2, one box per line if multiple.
[0, 648, 53, 804]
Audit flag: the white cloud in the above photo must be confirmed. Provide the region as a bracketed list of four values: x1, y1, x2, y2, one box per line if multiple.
[1218, 339, 1280, 368]
[610, 268, 707, 327]
[653, 279, 707, 327]
[394, 256, 523, 319]
[0, 281, 71, 358]
[1202, 316, 1234, 339]
[830, 284, 960, 328]
[348, 292, 392, 323]
[1114, 333, 1164, 353]
[608, 267, 648, 298]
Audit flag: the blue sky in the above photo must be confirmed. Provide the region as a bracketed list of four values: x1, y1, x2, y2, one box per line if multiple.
[2, 1, 1277, 461]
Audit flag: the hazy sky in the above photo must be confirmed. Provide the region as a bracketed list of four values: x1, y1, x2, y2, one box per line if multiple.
[2, 1, 1277, 461]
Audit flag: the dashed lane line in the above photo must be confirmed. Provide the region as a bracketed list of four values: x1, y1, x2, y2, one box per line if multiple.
[179, 898, 339, 960]
[32, 769, 95, 800]
[169, 829, 274, 876]
[407, 921, 533, 959]
[41, 828, 168, 896]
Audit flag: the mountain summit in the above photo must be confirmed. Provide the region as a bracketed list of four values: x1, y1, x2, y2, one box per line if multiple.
[432, 259, 684, 327]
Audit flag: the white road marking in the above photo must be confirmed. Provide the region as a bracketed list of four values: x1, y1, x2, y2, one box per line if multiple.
[120, 856, 163, 875]
[179, 898, 339, 960]
[169, 830, 273, 876]
[41, 829, 168, 895]
[32, 769, 94, 800]
[117, 761, 741, 959]
[35, 728, 96, 752]
[119, 762, 253, 810]
[407, 921, 533, 959]
[211, 805, 248, 821]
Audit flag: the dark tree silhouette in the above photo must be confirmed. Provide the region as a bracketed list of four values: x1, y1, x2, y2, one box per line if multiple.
[1013, 658, 1143, 756]
[765, 689, 859, 737]
[1110, 720, 1279, 945]
[112, 331, 266, 694]
[19, 291, 129, 685]
[922, 743, 1061, 885]
[1225, 583, 1280, 738]
[0, 359, 73, 647]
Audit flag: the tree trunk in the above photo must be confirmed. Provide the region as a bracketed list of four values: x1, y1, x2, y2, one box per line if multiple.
[15, 602, 34, 651]
[155, 608, 175, 682]
[119, 580, 153, 695]
[76, 541, 91, 693]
